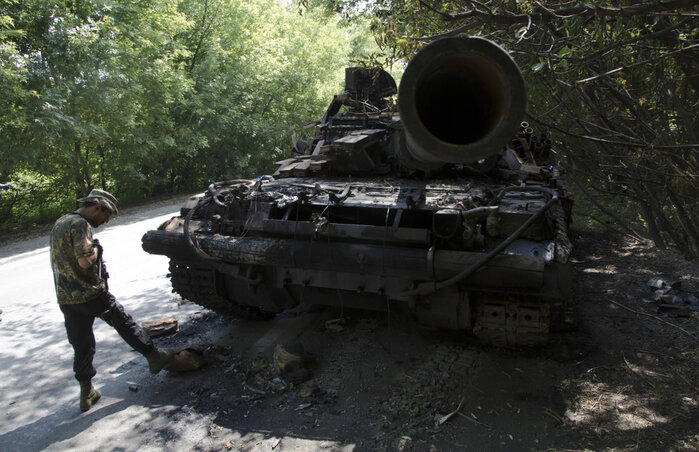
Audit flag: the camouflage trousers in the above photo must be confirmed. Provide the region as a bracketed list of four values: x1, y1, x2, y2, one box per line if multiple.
[60, 291, 155, 382]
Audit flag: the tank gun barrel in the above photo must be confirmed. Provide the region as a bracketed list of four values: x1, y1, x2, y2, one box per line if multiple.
[399, 36, 526, 165]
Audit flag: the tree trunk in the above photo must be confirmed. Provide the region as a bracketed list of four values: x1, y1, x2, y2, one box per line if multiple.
[84, 145, 92, 192]
[169, 168, 177, 194]
[667, 189, 699, 258]
[188, 0, 209, 73]
[628, 181, 665, 249]
[98, 145, 106, 190]
[74, 141, 85, 202]
[639, 179, 683, 248]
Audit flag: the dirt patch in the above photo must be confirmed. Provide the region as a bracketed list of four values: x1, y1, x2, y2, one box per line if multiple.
[152, 228, 698, 450]
[558, 231, 699, 451]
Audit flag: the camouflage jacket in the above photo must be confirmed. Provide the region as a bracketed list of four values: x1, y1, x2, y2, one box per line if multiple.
[50, 212, 106, 304]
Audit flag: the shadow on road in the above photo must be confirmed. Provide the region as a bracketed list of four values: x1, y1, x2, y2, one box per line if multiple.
[0, 398, 132, 451]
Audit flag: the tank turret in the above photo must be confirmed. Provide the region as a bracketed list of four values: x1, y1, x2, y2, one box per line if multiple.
[142, 36, 573, 346]
[399, 36, 526, 165]
[275, 36, 526, 177]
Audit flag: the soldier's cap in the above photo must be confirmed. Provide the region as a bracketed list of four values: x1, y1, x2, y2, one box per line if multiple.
[77, 189, 119, 216]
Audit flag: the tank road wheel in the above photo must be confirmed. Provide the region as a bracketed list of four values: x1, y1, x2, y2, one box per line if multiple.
[168, 260, 275, 320]
[472, 297, 550, 347]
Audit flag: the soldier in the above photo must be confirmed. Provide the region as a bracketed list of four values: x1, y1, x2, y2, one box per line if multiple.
[50, 189, 174, 412]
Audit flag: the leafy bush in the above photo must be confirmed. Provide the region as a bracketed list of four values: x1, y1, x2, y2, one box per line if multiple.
[0, 170, 73, 225]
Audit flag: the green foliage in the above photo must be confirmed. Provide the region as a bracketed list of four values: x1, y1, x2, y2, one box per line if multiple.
[0, 0, 376, 226]
[0, 169, 72, 223]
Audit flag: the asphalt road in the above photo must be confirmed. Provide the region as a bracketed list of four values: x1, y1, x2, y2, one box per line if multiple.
[0, 198, 346, 451]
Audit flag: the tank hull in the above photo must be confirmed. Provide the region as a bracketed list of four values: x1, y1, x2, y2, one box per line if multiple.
[143, 175, 572, 346]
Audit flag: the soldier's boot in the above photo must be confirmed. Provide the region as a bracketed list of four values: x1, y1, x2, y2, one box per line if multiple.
[146, 348, 175, 374]
[79, 380, 102, 412]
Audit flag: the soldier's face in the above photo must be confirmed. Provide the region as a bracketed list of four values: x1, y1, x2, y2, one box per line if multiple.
[87, 205, 112, 227]
[97, 205, 113, 225]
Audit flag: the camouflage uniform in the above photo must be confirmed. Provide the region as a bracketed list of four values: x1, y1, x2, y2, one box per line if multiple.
[51, 211, 155, 382]
[50, 213, 106, 304]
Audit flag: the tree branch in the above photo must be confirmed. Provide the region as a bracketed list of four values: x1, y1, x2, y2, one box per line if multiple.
[527, 111, 699, 150]
[576, 43, 699, 84]
[445, 0, 698, 24]
[606, 298, 698, 342]
[554, 149, 645, 240]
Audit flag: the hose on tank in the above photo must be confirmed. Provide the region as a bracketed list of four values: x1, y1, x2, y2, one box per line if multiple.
[401, 185, 558, 297]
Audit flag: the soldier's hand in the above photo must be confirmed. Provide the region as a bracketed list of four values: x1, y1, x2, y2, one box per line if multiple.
[93, 238, 104, 260]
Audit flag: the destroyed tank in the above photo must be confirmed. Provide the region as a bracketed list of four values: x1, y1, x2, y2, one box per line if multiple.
[142, 36, 573, 346]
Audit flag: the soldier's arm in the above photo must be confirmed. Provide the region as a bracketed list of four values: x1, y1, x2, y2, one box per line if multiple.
[77, 241, 98, 269]
[72, 221, 98, 269]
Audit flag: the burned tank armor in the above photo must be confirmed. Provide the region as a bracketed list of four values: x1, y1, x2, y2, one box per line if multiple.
[142, 36, 573, 346]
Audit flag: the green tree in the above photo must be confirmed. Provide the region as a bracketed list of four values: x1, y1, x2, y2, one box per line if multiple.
[0, 0, 193, 205]
[0, 1, 32, 180]
[171, 0, 362, 182]
[1, 0, 379, 225]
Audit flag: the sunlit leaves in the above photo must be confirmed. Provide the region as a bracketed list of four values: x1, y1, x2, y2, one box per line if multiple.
[1, 0, 377, 224]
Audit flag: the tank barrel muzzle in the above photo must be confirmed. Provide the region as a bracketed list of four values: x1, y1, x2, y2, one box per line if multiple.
[399, 36, 526, 164]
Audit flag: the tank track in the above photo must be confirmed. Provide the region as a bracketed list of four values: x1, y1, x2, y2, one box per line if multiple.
[472, 298, 550, 347]
[168, 260, 274, 320]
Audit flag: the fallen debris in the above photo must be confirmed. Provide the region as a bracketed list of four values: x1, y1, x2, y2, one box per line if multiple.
[646, 277, 699, 312]
[167, 346, 206, 372]
[657, 304, 692, 317]
[456, 411, 493, 429]
[273, 343, 313, 385]
[325, 318, 346, 333]
[243, 384, 266, 396]
[647, 277, 681, 291]
[435, 398, 464, 425]
[542, 407, 564, 425]
[297, 382, 316, 398]
[142, 318, 179, 337]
